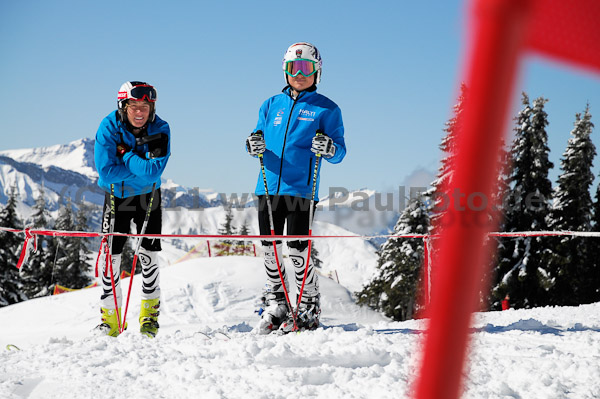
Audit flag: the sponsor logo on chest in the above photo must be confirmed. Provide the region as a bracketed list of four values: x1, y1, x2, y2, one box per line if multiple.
[297, 109, 316, 122]
[273, 109, 285, 126]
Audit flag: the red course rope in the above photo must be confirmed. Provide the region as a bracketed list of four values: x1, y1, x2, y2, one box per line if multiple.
[4, 225, 599, 270]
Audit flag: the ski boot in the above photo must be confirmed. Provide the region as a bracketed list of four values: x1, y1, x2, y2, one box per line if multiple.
[139, 298, 160, 338]
[279, 294, 321, 334]
[256, 291, 289, 335]
[95, 307, 126, 337]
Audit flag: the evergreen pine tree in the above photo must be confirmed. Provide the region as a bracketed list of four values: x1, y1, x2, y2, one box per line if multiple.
[72, 201, 93, 285]
[493, 140, 513, 223]
[0, 186, 27, 307]
[356, 196, 430, 321]
[238, 219, 251, 255]
[485, 140, 512, 309]
[494, 94, 554, 309]
[217, 204, 237, 255]
[427, 83, 466, 229]
[52, 199, 92, 289]
[20, 187, 55, 298]
[424, 83, 503, 309]
[590, 170, 600, 302]
[548, 104, 596, 304]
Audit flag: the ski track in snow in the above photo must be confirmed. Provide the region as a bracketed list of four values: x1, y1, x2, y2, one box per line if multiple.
[1, 257, 600, 398]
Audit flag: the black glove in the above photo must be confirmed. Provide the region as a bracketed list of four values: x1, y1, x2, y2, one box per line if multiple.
[246, 131, 266, 157]
[136, 133, 169, 159]
[116, 143, 130, 157]
[311, 133, 336, 158]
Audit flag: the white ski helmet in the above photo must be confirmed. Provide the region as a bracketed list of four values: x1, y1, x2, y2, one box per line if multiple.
[117, 81, 157, 123]
[282, 42, 322, 85]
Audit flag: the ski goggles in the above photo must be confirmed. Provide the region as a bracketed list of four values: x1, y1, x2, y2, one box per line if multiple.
[284, 59, 317, 77]
[119, 85, 157, 102]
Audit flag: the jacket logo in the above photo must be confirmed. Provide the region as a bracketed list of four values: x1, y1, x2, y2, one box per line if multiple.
[273, 109, 285, 126]
[297, 109, 316, 122]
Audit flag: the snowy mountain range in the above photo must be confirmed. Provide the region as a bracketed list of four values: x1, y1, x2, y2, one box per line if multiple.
[0, 138, 222, 216]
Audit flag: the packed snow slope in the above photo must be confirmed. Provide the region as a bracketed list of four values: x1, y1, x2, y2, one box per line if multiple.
[1, 256, 600, 399]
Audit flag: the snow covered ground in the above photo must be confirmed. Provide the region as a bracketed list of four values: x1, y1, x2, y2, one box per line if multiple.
[1, 255, 600, 398]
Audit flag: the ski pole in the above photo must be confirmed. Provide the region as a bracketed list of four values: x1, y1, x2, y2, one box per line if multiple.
[254, 130, 298, 331]
[106, 184, 123, 333]
[105, 183, 117, 277]
[294, 129, 323, 328]
[121, 182, 157, 333]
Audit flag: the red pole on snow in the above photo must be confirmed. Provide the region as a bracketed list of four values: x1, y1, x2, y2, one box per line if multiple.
[207, 240, 211, 257]
[415, 1, 600, 399]
[422, 237, 429, 307]
[414, 1, 530, 398]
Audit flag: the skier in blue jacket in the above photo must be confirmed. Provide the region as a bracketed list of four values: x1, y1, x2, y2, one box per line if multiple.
[94, 81, 170, 338]
[246, 42, 346, 334]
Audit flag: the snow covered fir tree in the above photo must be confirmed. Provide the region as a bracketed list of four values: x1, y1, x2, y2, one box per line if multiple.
[21, 197, 93, 297]
[237, 218, 251, 255]
[424, 83, 505, 309]
[356, 195, 430, 321]
[4, 187, 95, 304]
[492, 94, 555, 309]
[68, 199, 94, 287]
[19, 187, 56, 298]
[0, 186, 27, 307]
[426, 83, 466, 228]
[548, 104, 597, 305]
[591, 164, 600, 302]
[217, 203, 237, 255]
[357, 90, 598, 319]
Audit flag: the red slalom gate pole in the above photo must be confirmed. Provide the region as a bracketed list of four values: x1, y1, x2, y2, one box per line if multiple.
[423, 237, 429, 307]
[414, 1, 531, 399]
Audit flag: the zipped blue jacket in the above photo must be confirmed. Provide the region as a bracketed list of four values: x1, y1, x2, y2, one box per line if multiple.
[252, 87, 346, 200]
[95, 111, 171, 198]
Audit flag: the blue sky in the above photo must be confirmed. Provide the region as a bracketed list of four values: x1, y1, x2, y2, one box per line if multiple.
[2, 0, 600, 198]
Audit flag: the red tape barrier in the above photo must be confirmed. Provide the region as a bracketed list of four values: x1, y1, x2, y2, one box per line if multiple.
[3, 226, 599, 270]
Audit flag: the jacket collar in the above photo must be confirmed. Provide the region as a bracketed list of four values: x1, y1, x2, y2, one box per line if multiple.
[282, 84, 317, 100]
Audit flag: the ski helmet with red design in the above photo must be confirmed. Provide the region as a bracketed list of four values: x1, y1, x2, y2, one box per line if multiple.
[117, 81, 157, 123]
[282, 42, 322, 85]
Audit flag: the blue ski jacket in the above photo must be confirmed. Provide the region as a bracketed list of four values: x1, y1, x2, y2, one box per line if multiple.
[251, 87, 346, 200]
[95, 111, 171, 198]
